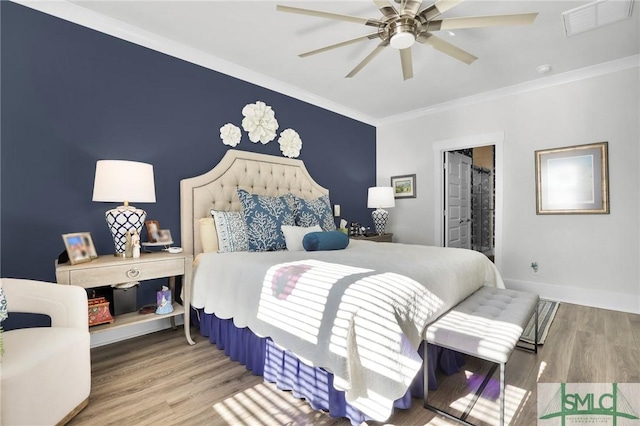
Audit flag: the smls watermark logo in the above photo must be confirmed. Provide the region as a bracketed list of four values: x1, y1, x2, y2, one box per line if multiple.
[538, 383, 640, 425]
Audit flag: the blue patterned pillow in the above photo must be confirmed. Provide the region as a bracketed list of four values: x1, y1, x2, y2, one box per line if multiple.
[237, 189, 295, 251]
[294, 195, 336, 231]
[211, 210, 248, 253]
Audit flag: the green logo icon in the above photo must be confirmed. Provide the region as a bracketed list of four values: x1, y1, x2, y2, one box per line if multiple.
[539, 383, 639, 425]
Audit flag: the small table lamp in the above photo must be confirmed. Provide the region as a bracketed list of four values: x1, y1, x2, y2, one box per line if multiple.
[92, 160, 156, 256]
[367, 187, 395, 235]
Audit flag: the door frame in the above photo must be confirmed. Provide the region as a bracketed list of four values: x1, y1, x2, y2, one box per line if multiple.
[433, 131, 504, 272]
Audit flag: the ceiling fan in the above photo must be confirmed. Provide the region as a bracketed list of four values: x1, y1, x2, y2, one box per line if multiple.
[277, 0, 538, 80]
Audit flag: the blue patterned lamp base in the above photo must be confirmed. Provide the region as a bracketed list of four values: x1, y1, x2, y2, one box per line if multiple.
[105, 205, 146, 256]
[371, 208, 389, 235]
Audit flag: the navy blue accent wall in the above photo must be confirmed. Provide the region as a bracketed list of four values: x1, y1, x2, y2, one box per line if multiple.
[0, 2, 376, 284]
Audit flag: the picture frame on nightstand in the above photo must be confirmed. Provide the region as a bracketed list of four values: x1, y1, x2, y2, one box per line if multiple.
[145, 220, 161, 242]
[156, 229, 173, 244]
[62, 232, 97, 265]
[146, 221, 173, 245]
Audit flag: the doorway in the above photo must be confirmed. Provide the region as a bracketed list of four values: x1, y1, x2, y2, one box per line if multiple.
[470, 146, 495, 259]
[433, 131, 503, 271]
[445, 147, 496, 261]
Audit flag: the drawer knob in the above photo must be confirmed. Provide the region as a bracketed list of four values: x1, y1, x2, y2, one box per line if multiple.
[126, 268, 141, 279]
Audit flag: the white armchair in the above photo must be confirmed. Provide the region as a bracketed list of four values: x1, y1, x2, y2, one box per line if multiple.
[1, 278, 91, 425]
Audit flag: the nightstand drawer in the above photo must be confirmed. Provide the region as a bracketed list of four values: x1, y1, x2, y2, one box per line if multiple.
[69, 258, 185, 287]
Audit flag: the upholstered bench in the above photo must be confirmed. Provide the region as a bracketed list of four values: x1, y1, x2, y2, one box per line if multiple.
[423, 286, 539, 425]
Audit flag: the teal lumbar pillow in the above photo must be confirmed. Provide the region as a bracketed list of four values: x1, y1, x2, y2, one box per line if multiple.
[302, 231, 350, 251]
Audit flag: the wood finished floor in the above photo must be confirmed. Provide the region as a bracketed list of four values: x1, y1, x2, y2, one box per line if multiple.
[68, 303, 640, 426]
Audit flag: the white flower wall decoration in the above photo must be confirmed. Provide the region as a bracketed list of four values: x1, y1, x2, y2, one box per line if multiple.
[218, 101, 301, 158]
[219, 123, 241, 147]
[241, 101, 279, 144]
[278, 128, 302, 158]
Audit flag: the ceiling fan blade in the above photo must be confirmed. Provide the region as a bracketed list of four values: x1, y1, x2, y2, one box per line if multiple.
[400, 0, 422, 17]
[428, 12, 539, 31]
[417, 33, 477, 64]
[434, 0, 463, 14]
[299, 33, 379, 58]
[346, 40, 389, 78]
[372, 0, 397, 19]
[417, 0, 462, 23]
[400, 48, 413, 80]
[276, 5, 382, 28]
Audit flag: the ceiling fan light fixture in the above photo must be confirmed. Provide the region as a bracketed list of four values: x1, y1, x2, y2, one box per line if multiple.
[390, 32, 416, 49]
[389, 18, 418, 49]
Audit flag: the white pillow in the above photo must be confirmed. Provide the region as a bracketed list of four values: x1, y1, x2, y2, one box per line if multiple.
[281, 225, 322, 251]
[199, 217, 218, 253]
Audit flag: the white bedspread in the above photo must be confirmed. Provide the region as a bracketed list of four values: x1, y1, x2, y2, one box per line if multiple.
[191, 240, 504, 421]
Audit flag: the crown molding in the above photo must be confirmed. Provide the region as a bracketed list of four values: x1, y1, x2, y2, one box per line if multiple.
[11, 0, 377, 126]
[377, 54, 640, 126]
[10, 1, 639, 128]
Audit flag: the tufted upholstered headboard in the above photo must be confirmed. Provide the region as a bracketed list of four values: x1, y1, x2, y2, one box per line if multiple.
[180, 149, 329, 255]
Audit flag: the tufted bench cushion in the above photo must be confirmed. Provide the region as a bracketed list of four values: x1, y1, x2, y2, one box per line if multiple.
[426, 286, 539, 364]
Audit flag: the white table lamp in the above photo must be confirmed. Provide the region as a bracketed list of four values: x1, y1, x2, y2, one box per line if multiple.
[92, 160, 156, 256]
[367, 186, 395, 235]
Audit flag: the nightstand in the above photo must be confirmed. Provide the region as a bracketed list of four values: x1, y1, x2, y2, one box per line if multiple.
[351, 233, 393, 243]
[55, 251, 194, 345]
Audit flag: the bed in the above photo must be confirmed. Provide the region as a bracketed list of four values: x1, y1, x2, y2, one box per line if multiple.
[180, 149, 504, 424]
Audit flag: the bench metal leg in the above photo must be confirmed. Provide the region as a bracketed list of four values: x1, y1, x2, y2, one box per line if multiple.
[423, 341, 497, 426]
[423, 340, 428, 409]
[499, 362, 505, 426]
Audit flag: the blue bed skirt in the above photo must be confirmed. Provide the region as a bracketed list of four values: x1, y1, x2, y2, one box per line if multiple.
[194, 310, 464, 424]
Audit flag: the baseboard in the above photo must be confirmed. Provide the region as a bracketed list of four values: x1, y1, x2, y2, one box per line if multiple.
[504, 279, 639, 314]
[90, 316, 185, 348]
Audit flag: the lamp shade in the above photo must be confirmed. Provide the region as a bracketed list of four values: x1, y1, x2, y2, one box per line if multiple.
[367, 187, 395, 209]
[92, 160, 156, 204]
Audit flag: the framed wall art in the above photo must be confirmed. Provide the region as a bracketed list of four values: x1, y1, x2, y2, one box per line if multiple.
[535, 142, 609, 214]
[391, 174, 417, 199]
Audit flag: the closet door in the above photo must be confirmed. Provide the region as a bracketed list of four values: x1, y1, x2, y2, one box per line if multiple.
[444, 151, 471, 249]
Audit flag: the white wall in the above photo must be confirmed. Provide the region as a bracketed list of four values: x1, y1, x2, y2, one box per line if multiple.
[377, 67, 639, 314]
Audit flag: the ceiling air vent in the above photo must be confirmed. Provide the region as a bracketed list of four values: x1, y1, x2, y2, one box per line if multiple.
[563, 0, 634, 37]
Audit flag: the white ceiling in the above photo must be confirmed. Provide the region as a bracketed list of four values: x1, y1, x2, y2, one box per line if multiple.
[19, 0, 640, 124]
